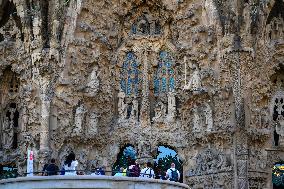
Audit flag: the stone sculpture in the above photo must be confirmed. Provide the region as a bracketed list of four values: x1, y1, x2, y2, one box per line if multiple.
[88, 112, 99, 135]
[130, 97, 139, 120]
[73, 104, 86, 135]
[118, 89, 127, 121]
[184, 64, 202, 91]
[84, 67, 99, 97]
[167, 91, 176, 122]
[192, 105, 201, 132]
[3, 116, 13, 149]
[204, 103, 213, 131]
[153, 101, 166, 122]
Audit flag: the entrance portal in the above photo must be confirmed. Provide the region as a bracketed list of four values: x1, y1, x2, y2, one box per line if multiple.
[154, 146, 183, 182]
[112, 144, 137, 175]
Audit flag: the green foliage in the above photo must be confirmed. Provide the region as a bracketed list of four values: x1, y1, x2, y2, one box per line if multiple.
[155, 154, 182, 173]
[112, 145, 137, 175]
[0, 169, 18, 180]
[272, 165, 284, 186]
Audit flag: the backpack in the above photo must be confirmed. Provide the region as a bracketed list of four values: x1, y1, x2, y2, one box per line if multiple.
[170, 169, 178, 182]
[143, 168, 153, 178]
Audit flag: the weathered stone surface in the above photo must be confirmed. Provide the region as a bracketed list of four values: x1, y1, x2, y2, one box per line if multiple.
[0, 0, 283, 188]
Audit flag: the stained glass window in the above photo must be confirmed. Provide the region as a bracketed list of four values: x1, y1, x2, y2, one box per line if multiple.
[120, 52, 140, 96]
[154, 51, 175, 95]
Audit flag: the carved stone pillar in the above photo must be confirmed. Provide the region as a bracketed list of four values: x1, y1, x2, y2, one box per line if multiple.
[140, 47, 150, 127]
[38, 76, 52, 167]
[40, 99, 51, 150]
[224, 49, 250, 189]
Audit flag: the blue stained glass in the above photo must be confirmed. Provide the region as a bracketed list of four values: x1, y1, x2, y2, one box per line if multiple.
[154, 51, 175, 95]
[169, 77, 175, 91]
[161, 77, 167, 92]
[154, 78, 160, 94]
[121, 52, 140, 96]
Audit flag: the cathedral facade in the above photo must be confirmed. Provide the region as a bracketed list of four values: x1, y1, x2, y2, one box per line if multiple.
[0, 0, 284, 188]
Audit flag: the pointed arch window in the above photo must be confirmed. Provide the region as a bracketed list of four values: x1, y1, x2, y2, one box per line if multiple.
[120, 52, 140, 96]
[154, 51, 175, 95]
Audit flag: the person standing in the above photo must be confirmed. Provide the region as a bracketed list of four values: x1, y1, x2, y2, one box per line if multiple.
[127, 159, 140, 177]
[165, 163, 180, 182]
[64, 152, 78, 175]
[46, 158, 59, 176]
[140, 162, 155, 178]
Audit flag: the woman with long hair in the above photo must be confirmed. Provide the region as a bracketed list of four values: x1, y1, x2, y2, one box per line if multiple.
[64, 152, 78, 175]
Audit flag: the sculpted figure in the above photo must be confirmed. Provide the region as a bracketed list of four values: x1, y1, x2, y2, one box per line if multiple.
[153, 101, 166, 122]
[167, 91, 176, 121]
[85, 67, 99, 97]
[192, 105, 201, 132]
[118, 89, 127, 120]
[130, 97, 139, 120]
[73, 104, 86, 135]
[184, 64, 201, 91]
[204, 103, 213, 131]
[88, 112, 99, 135]
[3, 116, 13, 149]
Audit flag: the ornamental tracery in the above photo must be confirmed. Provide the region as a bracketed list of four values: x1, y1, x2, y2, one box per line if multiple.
[131, 13, 162, 36]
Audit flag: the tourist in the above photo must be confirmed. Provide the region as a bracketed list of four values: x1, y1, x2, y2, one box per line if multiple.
[96, 166, 105, 175]
[140, 162, 155, 178]
[114, 167, 125, 176]
[127, 159, 140, 177]
[64, 152, 78, 175]
[41, 161, 49, 176]
[45, 158, 59, 176]
[165, 163, 180, 182]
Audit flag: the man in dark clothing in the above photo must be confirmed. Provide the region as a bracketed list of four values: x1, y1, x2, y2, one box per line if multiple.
[46, 158, 59, 176]
[42, 163, 49, 176]
[128, 159, 140, 177]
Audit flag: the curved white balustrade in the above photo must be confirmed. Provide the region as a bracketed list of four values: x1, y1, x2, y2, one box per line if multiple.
[0, 175, 190, 189]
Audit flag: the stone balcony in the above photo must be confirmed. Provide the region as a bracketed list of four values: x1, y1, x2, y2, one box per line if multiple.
[0, 175, 190, 189]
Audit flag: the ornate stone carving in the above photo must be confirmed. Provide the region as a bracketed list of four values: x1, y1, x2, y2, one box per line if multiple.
[118, 89, 127, 121]
[2, 116, 13, 149]
[87, 111, 99, 135]
[188, 148, 231, 176]
[131, 13, 162, 36]
[153, 101, 166, 122]
[184, 64, 202, 91]
[192, 105, 201, 133]
[204, 103, 213, 132]
[167, 91, 176, 122]
[73, 103, 86, 135]
[84, 66, 100, 97]
[266, 16, 284, 42]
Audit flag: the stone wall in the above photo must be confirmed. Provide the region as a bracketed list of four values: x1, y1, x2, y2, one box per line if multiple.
[0, 0, 283, 188]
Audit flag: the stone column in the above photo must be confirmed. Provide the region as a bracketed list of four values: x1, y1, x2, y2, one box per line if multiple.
[38, 77, 51, 167]
[224, 49, 249, 189]
[140, 46, 151, 127]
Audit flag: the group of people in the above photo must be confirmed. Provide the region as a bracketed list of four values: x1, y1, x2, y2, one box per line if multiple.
[114, 159, 180, 182]
[42, 152, 180, 182]
[42, 152, 79, 176]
